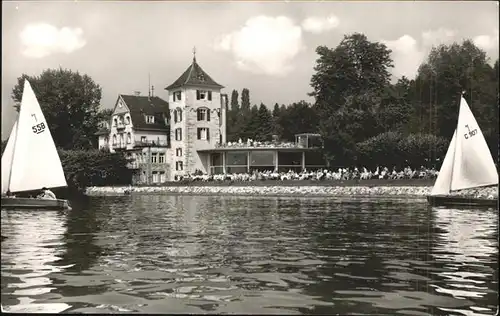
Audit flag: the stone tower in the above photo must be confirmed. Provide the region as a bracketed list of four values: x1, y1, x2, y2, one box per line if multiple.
[165, 51, 225, 179]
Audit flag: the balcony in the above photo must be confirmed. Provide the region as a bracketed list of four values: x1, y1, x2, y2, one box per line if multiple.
[116, 122, 125, 130]
[134, 140, 169, 148]
[112, 142, 128, 151]
[127, 161, 140, 169]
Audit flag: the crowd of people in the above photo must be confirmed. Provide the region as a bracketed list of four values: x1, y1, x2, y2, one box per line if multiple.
[176, 166, 439, 183]
[215, 138, 304, 149]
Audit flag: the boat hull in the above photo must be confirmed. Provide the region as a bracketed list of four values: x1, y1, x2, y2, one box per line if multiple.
[427, 195, 498, 208]
[1, 197, 71, 210]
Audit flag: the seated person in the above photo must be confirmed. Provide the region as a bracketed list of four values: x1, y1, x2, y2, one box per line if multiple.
[37, 187, 57, 200]
[4, 190, 16, 198]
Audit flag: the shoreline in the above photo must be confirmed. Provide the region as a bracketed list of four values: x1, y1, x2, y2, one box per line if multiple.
[85, 181, 498, 199]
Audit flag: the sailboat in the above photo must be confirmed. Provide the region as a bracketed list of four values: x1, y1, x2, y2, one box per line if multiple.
[427, 95, 498, 208]
[1, 80, 71, 210]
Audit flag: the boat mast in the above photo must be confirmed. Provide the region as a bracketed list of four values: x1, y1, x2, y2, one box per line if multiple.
[7, 102, 21, 193]
[448, 91, 465, 193]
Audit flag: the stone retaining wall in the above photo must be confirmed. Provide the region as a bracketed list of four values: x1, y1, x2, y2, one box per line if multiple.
[85, 185, 498, 199]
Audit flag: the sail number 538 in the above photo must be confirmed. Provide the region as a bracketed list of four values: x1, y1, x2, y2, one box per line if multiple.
[32, 122, 46, 134]
[464, 124, 477, 140]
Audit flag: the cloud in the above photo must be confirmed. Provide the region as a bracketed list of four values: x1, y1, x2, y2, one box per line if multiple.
[383, 28, 458, 79]
[385, 27, 500, 80]
[20, 23, 86, 58]
[301, 15, 340, 34]
[473, 29, 499, 53]
[213, 16, 304, 76]
[421, 27, 456, 47]
[383, 35, 425, 79]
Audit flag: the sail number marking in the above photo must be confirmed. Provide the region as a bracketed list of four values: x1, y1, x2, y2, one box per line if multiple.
[32, 122, 46, 134]
[464, 124, 477, 140]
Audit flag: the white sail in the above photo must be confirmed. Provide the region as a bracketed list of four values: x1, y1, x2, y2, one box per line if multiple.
[450, 97, 498, 191]
[9, 80, 67, 192]
[430, 130, 457, 196]
[1, 120, 18, 194]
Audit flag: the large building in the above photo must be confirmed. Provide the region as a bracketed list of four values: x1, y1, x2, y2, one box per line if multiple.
[96, 53, 325, 183]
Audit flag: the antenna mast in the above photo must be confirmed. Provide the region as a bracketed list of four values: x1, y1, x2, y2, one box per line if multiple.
[148, 73, 151, 99]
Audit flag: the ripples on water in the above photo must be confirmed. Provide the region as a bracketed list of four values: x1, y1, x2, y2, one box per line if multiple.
[1, 196, 498, 315]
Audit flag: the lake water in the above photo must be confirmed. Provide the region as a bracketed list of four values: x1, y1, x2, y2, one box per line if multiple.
[1, 195, 498, 315]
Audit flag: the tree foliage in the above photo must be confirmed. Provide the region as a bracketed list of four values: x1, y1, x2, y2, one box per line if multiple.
[1, 141, 132, 191]
[276, 101, 319, 141]
[310, 33, 395, 166]
[58, 149, 133, 191]
[11, 68, 104, 150]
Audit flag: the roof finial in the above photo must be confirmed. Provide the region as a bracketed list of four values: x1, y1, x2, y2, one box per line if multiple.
[193, 46, 196, 62]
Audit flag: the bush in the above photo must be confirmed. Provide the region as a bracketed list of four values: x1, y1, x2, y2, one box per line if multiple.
[356, 132, 449, 169]
[356, 132, 404, 169]
[58, 149, 133, 192]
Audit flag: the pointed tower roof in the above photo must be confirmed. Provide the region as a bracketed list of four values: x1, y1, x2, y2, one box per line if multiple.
[165, 52, 224, 91]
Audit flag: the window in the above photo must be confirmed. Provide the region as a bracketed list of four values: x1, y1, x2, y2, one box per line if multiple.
[176, 148, 182, 157]
[141, 136, 147, 143]
[126, 132, 131, 144]
[173, 91, 182, 102]
[176, 161, 183, 171]
[174, 108, 183, 123]
[113, 118, 117, 126]
[197, 128, 209, 141]
[146, 115, 155, 124]
[126, 116, 131, 125]
[175, 128, 182, 141]
[197, 108, 210, 121]
[152, 171, 159, 183]
[151, 153, 157, 163]
[119, 134, 124, 144]
[112, 134, 117, 145]
[159, 171, 166, 183]
[196, 90, 212, 101]
[159, 153, 165, 163]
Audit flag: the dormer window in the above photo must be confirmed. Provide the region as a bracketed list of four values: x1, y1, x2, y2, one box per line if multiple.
[146, 115, 155, 124]
[173, 91, 182, 102]
[196, 90, 212, 101]
[197, 108, 210, 121]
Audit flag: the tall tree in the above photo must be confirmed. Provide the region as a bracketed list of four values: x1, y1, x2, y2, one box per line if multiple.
[376, 77, 413, 134]
[309, 33, 394, 166]
[271, 103, 282, 137]
[11, 68, 103, 150]
[230, 89, 239, 111]
[310, 33, 394, 116]
[255, 103, 273, 141]
[238, 104, 259, 140]
[278, 101, 319, 141]
[410, 40, 496, 141]
[241, 88, 251, 112]
[227, 89, 240, 141]
[97, 108, 114, 124]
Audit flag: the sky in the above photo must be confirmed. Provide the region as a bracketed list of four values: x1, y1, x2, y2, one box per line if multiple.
[2, 1, 499, 139]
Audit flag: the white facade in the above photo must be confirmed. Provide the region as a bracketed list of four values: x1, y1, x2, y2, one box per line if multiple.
[167, 86, 226, 178]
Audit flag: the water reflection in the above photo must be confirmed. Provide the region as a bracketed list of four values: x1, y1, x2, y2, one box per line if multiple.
[1, 196, 498, 315]
[1, 210, 72, 313]
[431, 207, 498, 316]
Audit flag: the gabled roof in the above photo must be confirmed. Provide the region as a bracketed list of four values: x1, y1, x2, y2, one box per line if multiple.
[165, 57, 224, 91]
[119, 94, 169, 131]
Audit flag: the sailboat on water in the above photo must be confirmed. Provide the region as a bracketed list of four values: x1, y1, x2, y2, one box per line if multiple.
[427, 94, 498, 208]
[1, 80, 71, 210]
